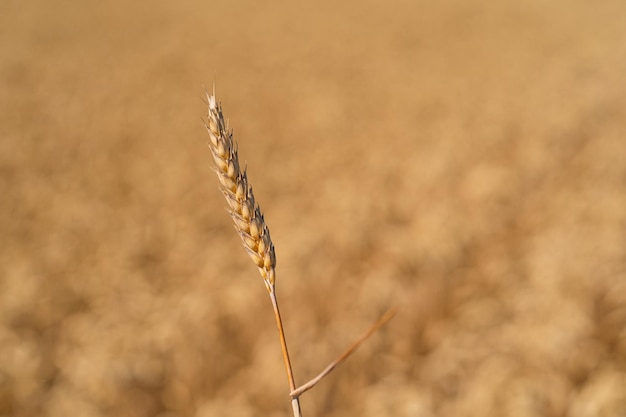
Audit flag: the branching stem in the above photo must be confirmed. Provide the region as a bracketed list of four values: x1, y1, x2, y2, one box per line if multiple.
[290, 308, 396, 398]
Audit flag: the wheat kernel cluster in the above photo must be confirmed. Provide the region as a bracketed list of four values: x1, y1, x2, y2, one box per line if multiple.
[204, 92, 277, 288]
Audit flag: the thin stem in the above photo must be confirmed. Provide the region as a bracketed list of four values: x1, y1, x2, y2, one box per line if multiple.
[269, 287, 302, 417]
[290, 308, 396, 398]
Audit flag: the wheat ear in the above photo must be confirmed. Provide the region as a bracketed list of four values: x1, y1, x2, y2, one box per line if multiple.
[204, 89, 302, 417]
[204, 92, 276, 291]
[204, 88, 394, 417]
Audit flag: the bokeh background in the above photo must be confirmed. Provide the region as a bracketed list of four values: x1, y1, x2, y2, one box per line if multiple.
[1, 0, 625, 416]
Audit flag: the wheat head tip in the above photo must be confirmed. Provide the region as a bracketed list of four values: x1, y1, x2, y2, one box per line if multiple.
[204, 90, 276, 289]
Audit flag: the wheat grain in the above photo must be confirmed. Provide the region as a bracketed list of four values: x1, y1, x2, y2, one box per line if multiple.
[204, 91, 276, 291]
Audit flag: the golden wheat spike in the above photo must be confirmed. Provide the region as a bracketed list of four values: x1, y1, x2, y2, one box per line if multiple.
[204, 91, 276, 289]
[203, 88, 393, 417]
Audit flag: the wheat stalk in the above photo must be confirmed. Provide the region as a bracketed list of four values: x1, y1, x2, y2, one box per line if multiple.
[203, 87, 394, 417]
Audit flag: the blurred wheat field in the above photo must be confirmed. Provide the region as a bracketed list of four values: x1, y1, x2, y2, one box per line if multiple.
[1, 0, 626, 416]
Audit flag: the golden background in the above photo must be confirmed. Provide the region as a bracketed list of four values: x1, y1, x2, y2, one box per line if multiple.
[1, 0, 625, 416]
